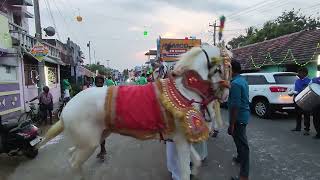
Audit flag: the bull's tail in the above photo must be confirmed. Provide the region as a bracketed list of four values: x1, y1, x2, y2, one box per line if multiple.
[36, 119, 64, 149]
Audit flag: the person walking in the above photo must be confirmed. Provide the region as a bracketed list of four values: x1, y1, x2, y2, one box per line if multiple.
[136, 73, 148, 85]
[28, 86, 53, 125]
[94, 76, 108, 161]
[62, 79, 71, 103]
[105, 76, 115, 87]
[311, 76, 320, 139]
[291, 67, 311, 135]
[228, 60, 250, 180]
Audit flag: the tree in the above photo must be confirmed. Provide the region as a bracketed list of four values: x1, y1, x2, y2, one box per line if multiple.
[228, 9, 320, 49]
[85, 63, 112, 76]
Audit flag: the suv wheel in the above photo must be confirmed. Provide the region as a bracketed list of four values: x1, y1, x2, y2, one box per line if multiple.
[253, 99, 271, 118]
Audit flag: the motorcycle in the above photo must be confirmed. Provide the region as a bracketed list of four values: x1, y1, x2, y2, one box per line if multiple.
[0, 116, 42, 159]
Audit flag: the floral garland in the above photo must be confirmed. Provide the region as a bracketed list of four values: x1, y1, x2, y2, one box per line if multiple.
[159, 78, 209, 143]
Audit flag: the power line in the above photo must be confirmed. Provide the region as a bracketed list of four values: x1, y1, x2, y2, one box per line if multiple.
[44, 0, 61, 40]
[227, 0, 277, 20]
[51, 0, 81, 43]
[227, 0, 290, 23]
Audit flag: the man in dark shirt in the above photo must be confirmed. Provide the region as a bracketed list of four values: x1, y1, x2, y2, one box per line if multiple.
[291, 67, 311, 135]
[228, 60, 250, 180]
[94, 76, 107, 161]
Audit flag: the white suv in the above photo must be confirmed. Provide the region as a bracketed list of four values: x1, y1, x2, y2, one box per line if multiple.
[241, 72, 297, 118]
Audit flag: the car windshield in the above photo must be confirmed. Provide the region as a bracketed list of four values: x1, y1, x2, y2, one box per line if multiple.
[273, 74, 297, 84]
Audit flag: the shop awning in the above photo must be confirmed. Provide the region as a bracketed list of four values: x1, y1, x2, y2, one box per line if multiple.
[22, 48, 66, 66]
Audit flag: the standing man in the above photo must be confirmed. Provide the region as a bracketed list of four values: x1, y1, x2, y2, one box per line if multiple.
[94, 75, 108, 161]
[28, 86, 54, 125]
[311, 76, 320, 139]
[62, 79, 71, 103]
[228, 60, 250, 180]
[291, 67, 311, 135]
[136, 73, 148, 85]
[105, 76, 115, 87]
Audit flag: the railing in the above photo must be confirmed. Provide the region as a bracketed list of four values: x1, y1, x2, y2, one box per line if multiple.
[9, 22, 61, 60]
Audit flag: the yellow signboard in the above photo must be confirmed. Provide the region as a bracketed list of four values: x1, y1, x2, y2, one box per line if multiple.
[160, 38, 201, 62]
[0, 14, 12, 49]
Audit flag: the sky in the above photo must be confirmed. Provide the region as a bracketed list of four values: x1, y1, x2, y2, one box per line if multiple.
[28, 0, 320, 71]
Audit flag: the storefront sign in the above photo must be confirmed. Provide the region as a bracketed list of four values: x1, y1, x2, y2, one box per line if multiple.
[159, 38, 201, 62]
[30, 42, 49, 62]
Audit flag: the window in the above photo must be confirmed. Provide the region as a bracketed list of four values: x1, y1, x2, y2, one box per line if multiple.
[245, 75, 269, 85]
[0, 65, 17, 81]
[24, 64, 39, 86]
[5, 66, 11, 73]
[274, 74, 297, 84]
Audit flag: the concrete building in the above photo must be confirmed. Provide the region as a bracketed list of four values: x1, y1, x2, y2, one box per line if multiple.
[0, 0, 33, 119]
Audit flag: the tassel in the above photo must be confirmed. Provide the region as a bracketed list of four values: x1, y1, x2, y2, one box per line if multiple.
[214, 100, 223, 128]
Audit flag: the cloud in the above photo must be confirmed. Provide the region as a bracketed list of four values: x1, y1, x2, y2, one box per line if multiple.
[28, 0, 319, 70]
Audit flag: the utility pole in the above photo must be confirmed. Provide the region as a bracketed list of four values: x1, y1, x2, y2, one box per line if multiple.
[34, 0, 46, 95]
[209, 21, 220, 46]
[87, 41, 91, 65]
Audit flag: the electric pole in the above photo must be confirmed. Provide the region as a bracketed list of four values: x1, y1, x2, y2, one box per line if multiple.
[209, 21, 220, 46]
[34, 0, 46, 95]
[87, 41, 91, 65]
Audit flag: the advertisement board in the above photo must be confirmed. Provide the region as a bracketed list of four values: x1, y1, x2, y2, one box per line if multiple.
[159, 38, 201, 62]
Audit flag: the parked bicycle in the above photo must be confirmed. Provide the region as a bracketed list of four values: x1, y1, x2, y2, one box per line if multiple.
[55, 97, 68, 119]
[18, 102, 42, 125]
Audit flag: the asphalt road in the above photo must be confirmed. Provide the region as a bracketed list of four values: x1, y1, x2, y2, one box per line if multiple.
[1, 110, 319, 180]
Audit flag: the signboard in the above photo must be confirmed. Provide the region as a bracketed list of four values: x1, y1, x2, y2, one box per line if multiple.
[0, 14, 12, 50]
[159, 38, 201, 62]
[30, 42, 49, 62]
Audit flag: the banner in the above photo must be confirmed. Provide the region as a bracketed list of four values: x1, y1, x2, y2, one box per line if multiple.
[159, 38, 201, 62]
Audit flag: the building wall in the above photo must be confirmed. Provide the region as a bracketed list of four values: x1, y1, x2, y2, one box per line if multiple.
[0, 64, 21, 119]
[261, 66, 286, 73]
[305, 63, 317, 78]
[258, 63, 317, 78]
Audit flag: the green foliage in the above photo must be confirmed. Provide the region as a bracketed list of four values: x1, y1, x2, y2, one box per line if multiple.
[70, 84, 81, 97]
[85, 63, 112, 76]
[228, 9, 320, 49]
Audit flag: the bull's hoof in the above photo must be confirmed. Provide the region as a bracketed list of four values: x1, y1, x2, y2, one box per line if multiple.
[190, 174, 199, 180]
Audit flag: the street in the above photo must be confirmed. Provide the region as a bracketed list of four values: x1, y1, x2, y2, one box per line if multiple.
[1, 110, 320, 180]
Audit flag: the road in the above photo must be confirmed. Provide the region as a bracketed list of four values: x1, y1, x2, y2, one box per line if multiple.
[1, 110, 320, 180]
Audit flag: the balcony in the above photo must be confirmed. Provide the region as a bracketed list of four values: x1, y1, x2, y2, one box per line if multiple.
[3, 0, 33, 6]
[10, 5, 33, 18]
[9, 22, 62, 62]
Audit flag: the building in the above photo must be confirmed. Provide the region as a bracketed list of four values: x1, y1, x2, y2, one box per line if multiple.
[0, 0, 33, 119]
[232, 29, 320, 77]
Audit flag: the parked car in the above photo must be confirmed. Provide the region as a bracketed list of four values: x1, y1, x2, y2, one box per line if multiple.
[241, 72, 297, 118]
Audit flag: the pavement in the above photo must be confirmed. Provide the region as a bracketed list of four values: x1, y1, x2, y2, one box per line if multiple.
[1, 110, 320, 180]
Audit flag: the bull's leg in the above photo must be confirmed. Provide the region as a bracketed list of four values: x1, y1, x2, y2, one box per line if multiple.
[70, 145, 97, 180]
[190, 145, 202, 175]
[174, 132, 191, 180]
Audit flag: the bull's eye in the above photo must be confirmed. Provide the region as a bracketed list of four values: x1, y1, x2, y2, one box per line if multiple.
[214, 65, 222, 74]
